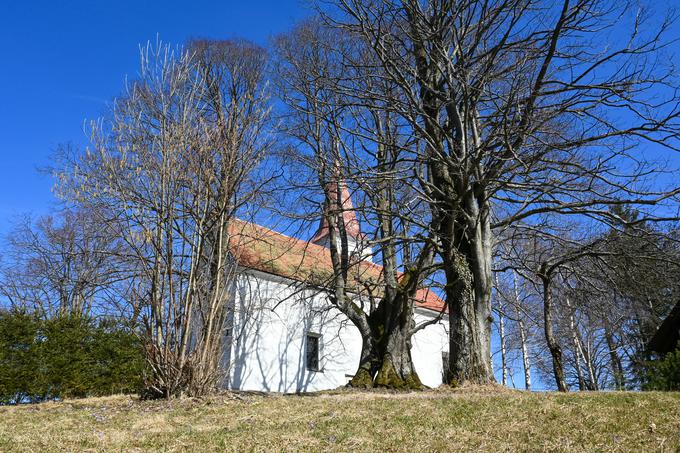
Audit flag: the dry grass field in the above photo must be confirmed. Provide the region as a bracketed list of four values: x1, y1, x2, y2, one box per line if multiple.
[0, 386, 679, 452]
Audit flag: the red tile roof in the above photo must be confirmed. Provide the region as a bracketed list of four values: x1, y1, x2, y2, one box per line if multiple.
[228, 219, 446, 313]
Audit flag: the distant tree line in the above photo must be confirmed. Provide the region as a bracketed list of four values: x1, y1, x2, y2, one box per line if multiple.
[493, 208, 680, 390]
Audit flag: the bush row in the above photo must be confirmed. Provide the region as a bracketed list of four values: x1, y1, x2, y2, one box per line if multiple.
[0, 311, 145, 404]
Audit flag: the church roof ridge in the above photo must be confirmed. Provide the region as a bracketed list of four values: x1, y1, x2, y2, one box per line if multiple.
[228, 218, 446, 313]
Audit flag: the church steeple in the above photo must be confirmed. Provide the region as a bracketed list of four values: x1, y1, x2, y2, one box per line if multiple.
[310, 179, 371, 262]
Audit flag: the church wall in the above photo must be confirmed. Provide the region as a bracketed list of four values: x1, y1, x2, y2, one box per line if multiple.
[225, 269, 448, 393]
[412, 310, 449, 388]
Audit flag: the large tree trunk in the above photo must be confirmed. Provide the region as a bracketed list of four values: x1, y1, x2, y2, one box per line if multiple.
[442, 201, 495, 386]
[408, 1, 495, 385]
[349, 295, 422, 390]
[446, 272, 493, 385]
[349, 323, 421, 390]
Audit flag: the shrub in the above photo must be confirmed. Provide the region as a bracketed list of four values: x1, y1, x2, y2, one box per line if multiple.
[0, 310, 145, 403]
[0, 311, 45, 403]
[644, 343, 680, 391]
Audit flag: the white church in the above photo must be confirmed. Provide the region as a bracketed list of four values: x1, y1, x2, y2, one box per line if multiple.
[222, 186, 449, 393]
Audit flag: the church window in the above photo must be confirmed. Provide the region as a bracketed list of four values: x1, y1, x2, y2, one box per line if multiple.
[306, 333, 321, 371]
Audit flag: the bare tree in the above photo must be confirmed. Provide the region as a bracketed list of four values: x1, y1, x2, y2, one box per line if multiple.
[274, 21, 442, 388]
[573, 218, 680, 388]
[493, 274, 508, 386]
[501, 226, 617, 391]
[55, 40, 272, 397]
[493, 268, 536, 390]
[0, 208, 127, 320]
[319, 0, 680, 385]
[496, 211, 680, 391]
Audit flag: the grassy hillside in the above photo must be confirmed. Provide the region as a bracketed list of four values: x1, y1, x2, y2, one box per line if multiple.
[0, 387, 678, 452]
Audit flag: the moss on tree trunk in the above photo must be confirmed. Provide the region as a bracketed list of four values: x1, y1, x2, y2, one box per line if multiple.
[375, 357, 422, 389]
[348, 367, 374, 389]
[347, 307, 423, 390]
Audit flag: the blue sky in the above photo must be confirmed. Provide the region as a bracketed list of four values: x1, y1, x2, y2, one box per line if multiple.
[0, 0, 308, 235]
[1, 0, 677, 235]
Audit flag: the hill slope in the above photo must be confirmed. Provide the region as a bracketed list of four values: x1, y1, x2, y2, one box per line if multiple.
[0, 387, 678, 452]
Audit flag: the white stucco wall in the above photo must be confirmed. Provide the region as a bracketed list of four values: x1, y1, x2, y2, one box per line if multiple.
[225, 269, 448, 393]
[411, 309, 449, 387]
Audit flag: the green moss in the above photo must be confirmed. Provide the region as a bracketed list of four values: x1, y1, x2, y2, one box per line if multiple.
[375, 323, 385, 340]
[374, 360, 398, 388]
[447, 378, 460, 388]
[348, 368, 374, 389]
[404, 372, 423, 390]
[375, 359, 423, 390]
